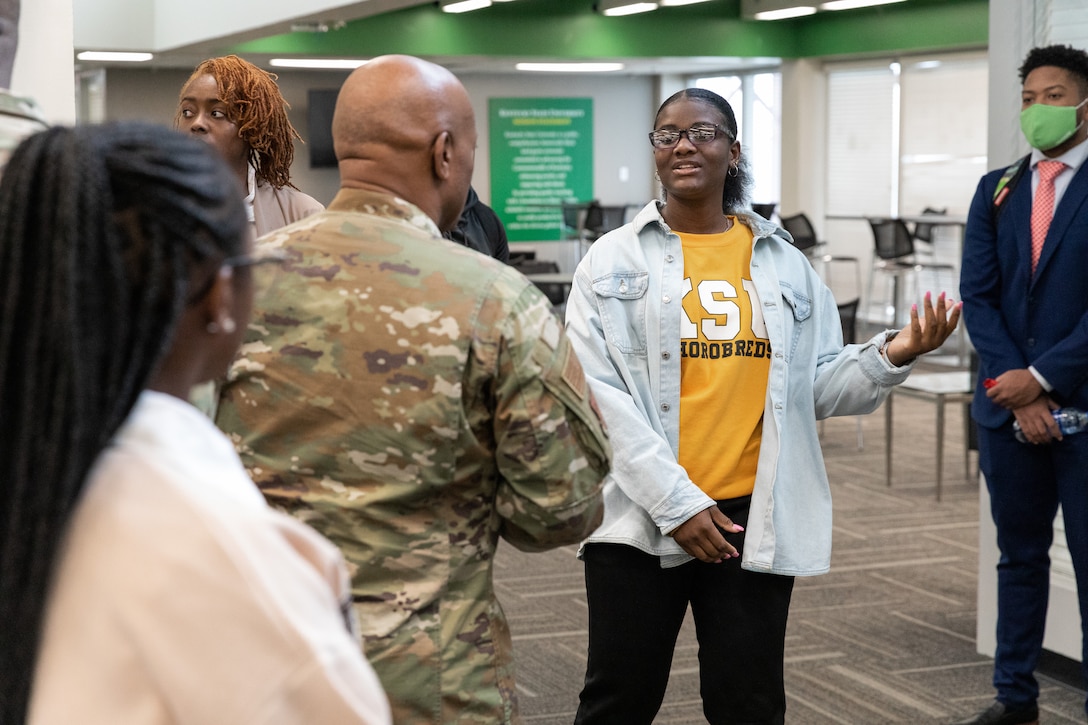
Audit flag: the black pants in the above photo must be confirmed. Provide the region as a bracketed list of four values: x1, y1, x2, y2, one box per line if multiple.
[575, 499, 795, 725]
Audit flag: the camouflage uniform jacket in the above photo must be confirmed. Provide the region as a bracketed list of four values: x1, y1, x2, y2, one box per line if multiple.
[216, 188, 610, 724]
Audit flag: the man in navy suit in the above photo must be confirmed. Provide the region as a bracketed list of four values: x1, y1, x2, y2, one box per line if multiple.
[958, 44, 1088, 725]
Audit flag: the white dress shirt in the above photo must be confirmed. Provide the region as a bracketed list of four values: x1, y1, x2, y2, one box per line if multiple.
[30, 391, 391, 725]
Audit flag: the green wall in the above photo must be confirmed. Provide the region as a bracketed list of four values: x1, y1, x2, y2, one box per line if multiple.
[231, 0, 986, 62]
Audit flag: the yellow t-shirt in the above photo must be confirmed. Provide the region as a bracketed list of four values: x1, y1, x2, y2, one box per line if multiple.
[677, 220, 771, 500]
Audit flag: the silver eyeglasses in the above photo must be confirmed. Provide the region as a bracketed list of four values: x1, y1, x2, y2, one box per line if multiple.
[648, 123, 733, 149]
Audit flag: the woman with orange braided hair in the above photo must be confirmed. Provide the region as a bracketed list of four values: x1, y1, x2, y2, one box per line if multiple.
[176, 54, 324, 237]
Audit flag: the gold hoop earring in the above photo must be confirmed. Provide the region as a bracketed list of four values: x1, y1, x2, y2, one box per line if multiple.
[728, 163, 739, 178]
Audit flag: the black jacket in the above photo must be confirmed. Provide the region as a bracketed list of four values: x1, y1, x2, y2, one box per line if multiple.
[445, 187, 510, 264]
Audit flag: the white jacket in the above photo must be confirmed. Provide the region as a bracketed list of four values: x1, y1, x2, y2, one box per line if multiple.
[31, 391, 391, 724]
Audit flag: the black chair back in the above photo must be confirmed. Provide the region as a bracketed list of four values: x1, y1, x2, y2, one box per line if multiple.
[912, 206, 946, 243]
[868, 217, 916, 261]
[583, 202, 628, 241]
[752, 202, 777, 219]
[512, 259, 566, 306]
[837, 298, 860, 344]
[779, 212, 820, 253]
[561, 202, 590, 240]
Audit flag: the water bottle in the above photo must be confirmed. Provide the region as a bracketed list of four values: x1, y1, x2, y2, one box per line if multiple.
[1013, 407, 1088, 442]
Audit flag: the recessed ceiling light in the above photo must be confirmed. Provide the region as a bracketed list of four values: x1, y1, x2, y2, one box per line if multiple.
[819, 0, 906, 9]
[76, 51, 153, 62]
[753, 5, 817, 20]
[659, 0, 713, 5]
[269, 58, 369, 70]
[441, 0, 492, 12]
[597, 0, 659, 16]
[516, 62, 626, 72]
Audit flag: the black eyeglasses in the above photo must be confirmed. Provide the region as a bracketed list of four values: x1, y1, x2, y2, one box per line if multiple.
[187, 246, 287, 304]
[648, 123, 733, 149]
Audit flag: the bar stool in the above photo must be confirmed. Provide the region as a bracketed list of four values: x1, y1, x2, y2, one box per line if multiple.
[884, 371, 974, 502]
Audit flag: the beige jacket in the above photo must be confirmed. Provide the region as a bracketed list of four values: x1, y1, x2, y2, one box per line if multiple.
[253, 180, 324, 237]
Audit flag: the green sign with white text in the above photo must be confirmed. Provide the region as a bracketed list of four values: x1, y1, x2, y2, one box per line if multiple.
[489, 97, 593, 242]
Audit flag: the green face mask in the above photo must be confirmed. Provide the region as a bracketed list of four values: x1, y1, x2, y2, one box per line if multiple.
[1020, 97, 1088, 151]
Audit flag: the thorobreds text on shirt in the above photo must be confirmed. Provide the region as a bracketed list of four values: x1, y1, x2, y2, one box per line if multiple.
[677, 220, 770, 501]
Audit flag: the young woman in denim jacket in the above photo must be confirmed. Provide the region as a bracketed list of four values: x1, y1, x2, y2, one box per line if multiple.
[565, 87, 961, 725]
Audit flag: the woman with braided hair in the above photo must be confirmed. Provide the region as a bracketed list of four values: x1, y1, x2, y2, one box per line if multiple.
[0, 121, 390, 724]
[176, 54, 324, 237]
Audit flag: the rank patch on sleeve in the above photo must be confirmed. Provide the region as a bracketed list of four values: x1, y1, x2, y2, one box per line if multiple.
[561, 345, 587, 400]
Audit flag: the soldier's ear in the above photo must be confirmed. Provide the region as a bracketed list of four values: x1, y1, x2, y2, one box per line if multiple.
[431, 130, 453, 182]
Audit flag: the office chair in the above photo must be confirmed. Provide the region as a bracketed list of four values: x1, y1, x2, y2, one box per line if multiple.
[841, 297, 865, 448]
[910, 206, 946, 259]
[583, 202, 628, 241]
[779, 213, 862, 303]
[511, 258, 567, 310]
[838, 298, 859, 346]
[561, 200, 597, 261]
[561, 201, 590, 241]
[818, 296, 865, 449]
[779, 212, 828, 258]
[752, 202, 777, 220]
[792, 232, 864, 450]
[866, 217, 955, 327]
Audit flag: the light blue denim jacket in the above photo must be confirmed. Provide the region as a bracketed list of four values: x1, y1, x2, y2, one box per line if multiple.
[564, 201, 913, 575]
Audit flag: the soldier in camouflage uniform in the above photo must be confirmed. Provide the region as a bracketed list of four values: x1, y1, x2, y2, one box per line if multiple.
[215, 55, 611, 724]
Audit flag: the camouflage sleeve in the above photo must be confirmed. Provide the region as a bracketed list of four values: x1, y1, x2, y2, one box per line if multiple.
[479, 280, 611, 552]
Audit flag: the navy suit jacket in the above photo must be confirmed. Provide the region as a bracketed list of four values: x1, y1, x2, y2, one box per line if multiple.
[961, 155, 1088, 429]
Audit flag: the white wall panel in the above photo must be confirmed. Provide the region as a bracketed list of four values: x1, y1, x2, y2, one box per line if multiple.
[11, 0, 75, 123]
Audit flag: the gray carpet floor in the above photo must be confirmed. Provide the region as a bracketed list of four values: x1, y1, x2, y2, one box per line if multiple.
[493, 360, 1087, 724]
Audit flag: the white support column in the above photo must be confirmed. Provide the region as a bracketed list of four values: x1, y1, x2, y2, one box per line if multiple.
[10, 0, 75, 124]
[779, 58, 826, 222]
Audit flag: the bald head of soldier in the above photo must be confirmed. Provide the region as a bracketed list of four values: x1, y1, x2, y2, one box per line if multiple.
[332, 55, 477, 234]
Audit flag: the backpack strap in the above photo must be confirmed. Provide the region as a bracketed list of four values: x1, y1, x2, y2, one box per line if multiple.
[990, 153, 1030, 225]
